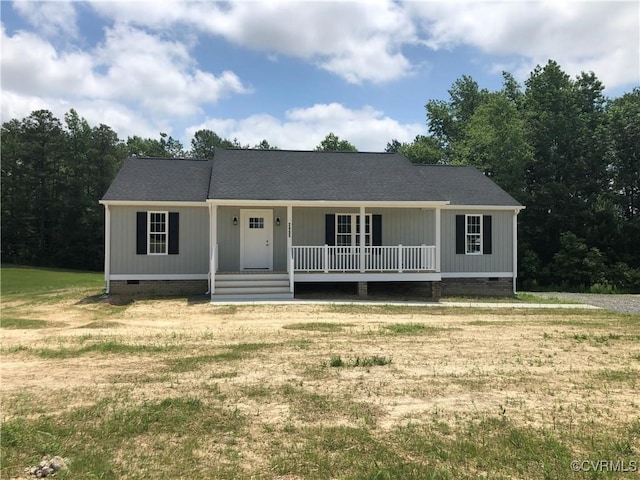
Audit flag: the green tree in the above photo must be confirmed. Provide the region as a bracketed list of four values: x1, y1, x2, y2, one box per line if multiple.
[315, 132, 358, 152]
[189, 129, 235, 158]
[399, 135, 443, 164]
[455, 92, 531, 195]
[254, 139, 278, 150]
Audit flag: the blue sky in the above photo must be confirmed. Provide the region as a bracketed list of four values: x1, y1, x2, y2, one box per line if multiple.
[2, 0, 638, 151]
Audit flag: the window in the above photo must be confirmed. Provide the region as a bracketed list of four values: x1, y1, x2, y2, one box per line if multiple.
[465, 214, 482, 254]
[455, 214, 492, 255]
[148, 211, 167, 254]
[249, 217, 264, 229]
[136, 211, 179, 255]
[336, 214, 371, 247]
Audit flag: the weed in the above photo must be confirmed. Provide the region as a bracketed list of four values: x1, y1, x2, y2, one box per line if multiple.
[330, 355, 345, 367]
[330, 355, 391, 368]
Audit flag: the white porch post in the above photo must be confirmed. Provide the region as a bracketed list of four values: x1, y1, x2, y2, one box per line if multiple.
[104, 204, 111, 294]
[287, 205, 293, 292]
[513, 210, 518, 294]
[210, 204, 217, 295]
[359, 206, 366, 272]
[435, 207, 441, 273]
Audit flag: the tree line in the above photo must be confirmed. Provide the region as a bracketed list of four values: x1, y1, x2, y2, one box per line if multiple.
[2, 60, 638, 291]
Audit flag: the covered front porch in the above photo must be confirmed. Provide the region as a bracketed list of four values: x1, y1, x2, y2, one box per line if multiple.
[207, 201, 445, 299]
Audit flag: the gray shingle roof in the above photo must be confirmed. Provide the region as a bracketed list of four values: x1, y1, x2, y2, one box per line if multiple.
[101, 158, 212, 202]
[209, 149, 447, 201]
[414, 165, 522, 206]
[102, 150, 522, 207]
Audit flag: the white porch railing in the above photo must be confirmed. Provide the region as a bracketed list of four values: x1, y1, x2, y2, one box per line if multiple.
[292, 245, 436, 272]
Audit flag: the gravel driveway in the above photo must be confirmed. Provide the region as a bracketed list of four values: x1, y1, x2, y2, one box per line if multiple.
[528, 292, 640, 314]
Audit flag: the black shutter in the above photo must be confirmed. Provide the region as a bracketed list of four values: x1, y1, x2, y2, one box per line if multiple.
[325, 214, 335, 246]
[483, 215, 492, 254]
[455, 215, 465, 254]
[372, 215, 382, 246]
[168, 212, 179, 255]
[136, 212, 147, 254]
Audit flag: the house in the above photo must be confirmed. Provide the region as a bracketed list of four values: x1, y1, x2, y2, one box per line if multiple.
[100, 149, 524, 300]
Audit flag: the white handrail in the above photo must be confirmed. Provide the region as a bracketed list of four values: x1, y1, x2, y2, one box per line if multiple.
[292, 245, 436, 272]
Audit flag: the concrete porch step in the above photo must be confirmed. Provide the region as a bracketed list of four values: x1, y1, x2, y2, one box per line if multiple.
[212, 272, 292, 301]
[211, 292, 294, 302]
[214, 286, 291, 295]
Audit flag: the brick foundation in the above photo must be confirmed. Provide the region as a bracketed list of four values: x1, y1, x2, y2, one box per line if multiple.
[357, 281, 368, 296]
[109, 280, 208, 296]
[440, 277, 514, 297]
[366, 281, 440, 300]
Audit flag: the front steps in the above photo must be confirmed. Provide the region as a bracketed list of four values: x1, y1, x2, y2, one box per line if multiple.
[211, 272, 293, 301]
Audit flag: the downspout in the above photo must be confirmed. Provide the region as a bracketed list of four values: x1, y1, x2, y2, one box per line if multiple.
[104, 204, 111, 295]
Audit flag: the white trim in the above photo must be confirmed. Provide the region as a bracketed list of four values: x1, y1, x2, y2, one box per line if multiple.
[99, 200, 206, 207]
[513, 210, 518, 294]
[465, 214, 482, 255]
[286, 205, 292, 272]
[147, 211, 168, 255]
[441, 272, 513, 278]
[335, 212, 371, 247]
[208, 199, 449, 208]
[359, 206, 366, 273]
[101, 199, 523, 211]
[443, 204, 525, 211]
[295, 272, 442, 282]
[110, 274, 209, 280]
[104, 205, 111, 294]
[434, 207, 441, 273]
[209, 204, 217, 294]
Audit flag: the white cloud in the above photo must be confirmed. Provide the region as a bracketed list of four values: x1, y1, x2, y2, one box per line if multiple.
[409, 1, 639, 88]
[90, 0, 639, 88]
[89, 0, 417, 84]
[13, 0, 78, 38]
[1, 23, 249, 130]
[186, 103, 425, 151]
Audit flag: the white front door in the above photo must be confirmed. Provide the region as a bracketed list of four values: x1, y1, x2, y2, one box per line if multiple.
[240, 209, 273, 270]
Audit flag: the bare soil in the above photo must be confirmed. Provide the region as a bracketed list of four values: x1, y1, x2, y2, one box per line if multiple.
[2, 297, 639, 435]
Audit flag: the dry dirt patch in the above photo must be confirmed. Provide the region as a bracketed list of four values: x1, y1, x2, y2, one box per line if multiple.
[2, 298, 639, 478]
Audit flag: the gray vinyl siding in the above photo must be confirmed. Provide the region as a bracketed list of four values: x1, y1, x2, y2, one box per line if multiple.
[441, 210, 514, 273]
[110, 205, 209, 275]
[292, 207, 435, 246]
[216, 206, 287, 272]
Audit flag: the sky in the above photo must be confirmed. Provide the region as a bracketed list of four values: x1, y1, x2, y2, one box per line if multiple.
[1, 0, 639, 152]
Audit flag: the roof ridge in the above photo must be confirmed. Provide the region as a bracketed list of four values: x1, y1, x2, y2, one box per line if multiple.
[215, 148, 399, 155]
[127, 156, 210, 161]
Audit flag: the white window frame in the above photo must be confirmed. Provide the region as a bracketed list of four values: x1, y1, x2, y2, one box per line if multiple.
[465, 214, 482, 255]
[336, 213, 371, 247]
[148, 211, 168, 255]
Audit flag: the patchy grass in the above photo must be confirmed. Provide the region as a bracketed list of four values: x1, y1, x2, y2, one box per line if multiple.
[166, 343, 276, 372]
[7, 341, 179, 359]
[381, 322, 449, 335]
[282, 322, 353, 332]
[2, 276, 639, 480]
[77, 320, 123, 329]
[0, 317, 50, 329]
